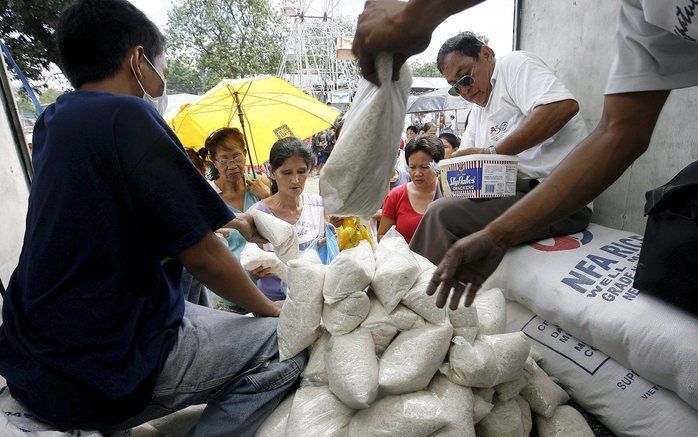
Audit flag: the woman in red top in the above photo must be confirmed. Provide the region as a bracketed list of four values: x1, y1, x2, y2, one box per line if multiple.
[378, 135, 444, 243]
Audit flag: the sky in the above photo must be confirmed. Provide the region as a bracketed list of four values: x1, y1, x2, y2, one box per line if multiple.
[127, 0, 515, 64]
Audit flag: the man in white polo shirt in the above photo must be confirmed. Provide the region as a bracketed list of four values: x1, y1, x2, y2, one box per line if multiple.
[410, 32, 592, 264]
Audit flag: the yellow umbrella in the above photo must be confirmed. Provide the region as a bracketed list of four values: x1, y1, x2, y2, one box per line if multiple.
[168, 76, 341, 167]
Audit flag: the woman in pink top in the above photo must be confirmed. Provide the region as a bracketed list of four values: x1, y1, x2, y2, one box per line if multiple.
[378, 135, 444, 243]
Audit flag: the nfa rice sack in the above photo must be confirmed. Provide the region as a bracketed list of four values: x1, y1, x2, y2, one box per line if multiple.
[379, 323, 453, 395]
[323, 241, 375, 304]
[255, 392, 294, 437]
[361, 296, 398, 354]
[301, 330, 330, 385]
[472, 288, 506, 335]
[535, 405, 594, 437]
[347, 391, 448, 437]
[476, 398, 526, 437]
[251, 209, 298, 263]
[323, 291, 371, 336]
[520, 357, 570, 418]
[277, 260, 325, 361]
[485, 223, 698, 409]
[285, 385, 354, 437]
[371, 227, 420, 312]
[326, 329, 379, 409]
[506, 300, 698, 436]
[320, 53, 412, 220]
[240, 242, 288, 283]
[428, 375, 476, 437]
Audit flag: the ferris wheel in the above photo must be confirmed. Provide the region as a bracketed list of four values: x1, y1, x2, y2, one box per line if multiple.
[278, 0, 360, 105]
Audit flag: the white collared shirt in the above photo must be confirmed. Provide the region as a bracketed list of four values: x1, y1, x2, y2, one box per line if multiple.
[463, 51, 589, 180]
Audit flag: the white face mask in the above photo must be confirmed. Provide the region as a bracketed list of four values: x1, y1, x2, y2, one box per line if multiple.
[131, 54, 168, 116]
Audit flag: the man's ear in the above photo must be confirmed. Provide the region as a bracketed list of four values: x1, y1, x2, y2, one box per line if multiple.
[127, 46, 145, 79]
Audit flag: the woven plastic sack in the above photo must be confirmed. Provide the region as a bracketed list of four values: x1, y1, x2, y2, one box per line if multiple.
[361, 296, 399, 354]
[379, 323, 453, 395]
[536, 405, 594, 437]
[251, 209, 298, 263]
[485, 223, 698, 409]
[301, 331, 330, 385]
[240, 242, 288, 283]
[472, 288, 506, 335]
[255, 392, 294, 437]
[347, 391, 448, 437]
[448, 332, 530, 388]
[326, 329, 379, 409]
[476, 398, 525, 437]
[320, 53, 412, 220]
[323, 241, 375, 304]
[277, 260, 325, 361]
[371, 227, 420, 312]
[323, 290, 370, 336]
[428, 375, 476, 437]
[285, 385, 354, 437]
[521, 357, 570, 418]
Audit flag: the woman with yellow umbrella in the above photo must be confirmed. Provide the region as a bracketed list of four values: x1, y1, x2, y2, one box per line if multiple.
[202, 127, 272, 313]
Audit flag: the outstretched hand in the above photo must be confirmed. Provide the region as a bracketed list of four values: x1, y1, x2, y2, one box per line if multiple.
[426, 228, 507, 309]
[352, 0, 435, 86]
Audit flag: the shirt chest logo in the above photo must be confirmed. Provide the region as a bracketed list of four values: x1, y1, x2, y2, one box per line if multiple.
[489, 121, 509, 141]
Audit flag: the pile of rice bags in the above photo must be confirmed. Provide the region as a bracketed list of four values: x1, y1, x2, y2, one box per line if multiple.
[258, 228, 593, 436]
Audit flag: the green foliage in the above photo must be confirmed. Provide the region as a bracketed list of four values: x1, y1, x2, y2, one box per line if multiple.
[165, 0, 285, 94]
[0, 0, 68, 81]
[410, 61, 441, 77]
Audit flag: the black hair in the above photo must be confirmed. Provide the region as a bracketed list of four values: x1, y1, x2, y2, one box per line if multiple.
[269, 137, 315, 194]
[406, 125, 418, 135]
[436, 31, 486, 74]
[405, 135, 445, 165]
[57, 0, 166, 88]
[438, 132, 461, 149]
[201, 127, 246, 180]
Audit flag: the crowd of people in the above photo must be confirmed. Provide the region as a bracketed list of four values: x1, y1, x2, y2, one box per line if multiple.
[0, 0, 695, 435]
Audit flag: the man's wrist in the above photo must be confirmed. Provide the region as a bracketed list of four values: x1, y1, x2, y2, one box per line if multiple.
[407, 0, 459, 31]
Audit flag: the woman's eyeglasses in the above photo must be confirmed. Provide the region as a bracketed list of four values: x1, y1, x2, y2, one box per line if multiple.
[217, 155, 245, 165]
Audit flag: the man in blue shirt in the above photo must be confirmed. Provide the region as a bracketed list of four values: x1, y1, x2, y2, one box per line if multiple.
[0, 0, 304, 434]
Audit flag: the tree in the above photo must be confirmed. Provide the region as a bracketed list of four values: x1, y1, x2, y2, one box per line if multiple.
[0, 0, 68, 82]
[410, 61, 441, 77]
[165, 0, 285, 94]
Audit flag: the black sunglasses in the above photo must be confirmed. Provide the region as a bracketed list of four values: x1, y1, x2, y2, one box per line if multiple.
[448, 73, 475, 96]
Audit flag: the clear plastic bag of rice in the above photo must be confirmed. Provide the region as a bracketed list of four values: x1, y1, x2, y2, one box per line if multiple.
[448, 333, 529, 388]
[428, 375, 476, 437]
[361, 296, 399, 355]
[301, 330, 330, 385]
[402, 266, 447, 325]
[254, 392, 294, 437]
[240, 242, 288, 283]
[323, 290, 371, 336]
[536, 405, 595, 437]
[326, 329, 379, 409]
[323, 240, 375, 304]
[476, 398, 526, 437]
[389, 304, 425, 331]
[371, 227, 420, 312]
[251, 209, 299, 263]
[379, 323, 453, 395]
[449, 304, 479, 345]
[347, 391, 448, 437]
[472, 288, 506, 335]
[520, 357, 570, 418]
[285, 385, 354, 437]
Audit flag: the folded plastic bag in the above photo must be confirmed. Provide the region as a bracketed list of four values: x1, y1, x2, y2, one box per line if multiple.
[255, 392, 294, 437]
[326, 329, 379, 409]
[521, 357, 570, 418]
[380, 323, 453, 395]
[285, 385, 354, 437]
[347, 391, 448, 437]
[536, 405, 595, 437]
[371, 227, 420, 312]
[301, 331, 330, 385]
[472, 288, 506, 335]
[323, 241, 375, 304]
[320, 53, 412, 220]
[240, 242, 288, 283]
[361, 296, 398, 354]
[476, 398, 525, 437]
[251, 209, 298, 263]
[323, 290, 370, 336]
[277, 260, 326, 361]
[402, 267, 447, 325]
[428, 375, 476, 437]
